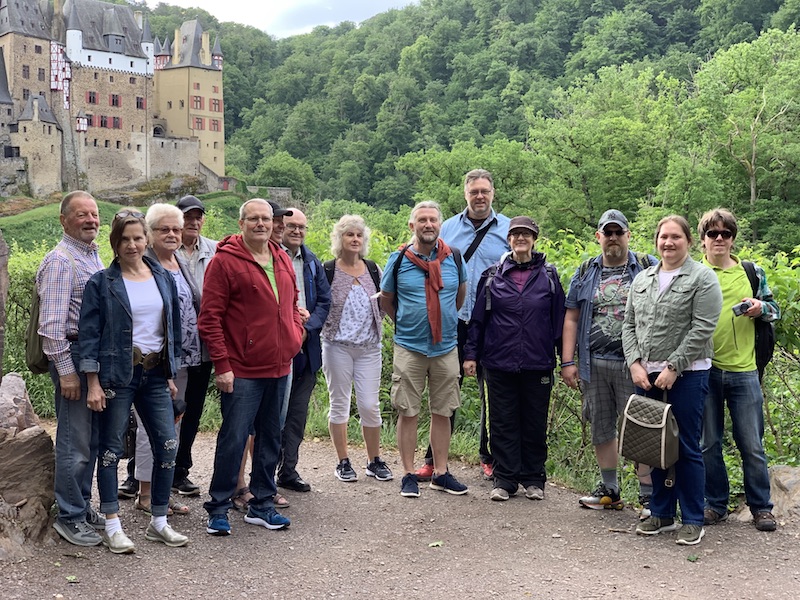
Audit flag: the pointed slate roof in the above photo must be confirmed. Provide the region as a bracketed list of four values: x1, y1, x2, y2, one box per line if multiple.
[212, 34, 222, 56]
[18, 94, 62, 129]
[164, 19, 216, 70]
[158, 36, 172, 57]
[61, 0, 146, 58]
[153, 37, 162, 55]
[141, 15, 153, 43]
[0, 0, 51, 39]
[67, 0, 81, 32]
[0, 48, 14, 105]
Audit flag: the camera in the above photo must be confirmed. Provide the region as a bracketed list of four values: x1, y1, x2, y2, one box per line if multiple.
[732, 300, 753, 316]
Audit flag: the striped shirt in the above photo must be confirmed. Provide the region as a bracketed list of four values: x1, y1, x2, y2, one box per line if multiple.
[36, 234, 103, 376]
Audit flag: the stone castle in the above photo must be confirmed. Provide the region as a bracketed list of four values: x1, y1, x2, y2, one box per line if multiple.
[0, 0, 226, 197]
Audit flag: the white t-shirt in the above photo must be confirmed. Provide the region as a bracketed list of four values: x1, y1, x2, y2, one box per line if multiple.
[123, 276, 164, 353]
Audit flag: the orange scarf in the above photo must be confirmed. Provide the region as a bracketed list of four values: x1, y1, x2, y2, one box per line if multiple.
[401, 239, 453, 344]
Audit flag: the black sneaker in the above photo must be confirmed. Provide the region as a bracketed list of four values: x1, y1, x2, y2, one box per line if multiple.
[118, 477, 138, 499]
[400, 473, 420, 497]
[578, 483, 623, 510]
[429, 471, 468, 495]
[366, 457, 394, 481]
[172, 476, 201, 497]
[334, 458, 358, 482]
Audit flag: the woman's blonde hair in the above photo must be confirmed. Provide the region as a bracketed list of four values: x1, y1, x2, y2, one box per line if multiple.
[331, 214, 370, 259]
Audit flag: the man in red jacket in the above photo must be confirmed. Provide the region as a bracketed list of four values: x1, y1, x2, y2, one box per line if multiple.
[200, 198, 304, 536]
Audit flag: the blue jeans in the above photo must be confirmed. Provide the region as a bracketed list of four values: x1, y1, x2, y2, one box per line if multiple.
[204, 376, 287, 516]
[636, 370, 708, 526]
[50, 346, 100, 523]
[97, 365, 177, 517]
[701, 367, 772, 515]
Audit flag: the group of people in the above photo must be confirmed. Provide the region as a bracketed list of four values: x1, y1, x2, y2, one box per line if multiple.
[39, 168, 779, 554]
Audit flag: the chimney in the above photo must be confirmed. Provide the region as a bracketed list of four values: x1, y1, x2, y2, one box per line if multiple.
[33, 96, 40, 122]
[173, 28, 181, 63]
[201, 31, 210, 65]
[134, 11, 143, 29]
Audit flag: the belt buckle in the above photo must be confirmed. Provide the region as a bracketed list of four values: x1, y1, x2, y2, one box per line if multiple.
[142, 352, 160, 370]
[132, 347, 143, 366]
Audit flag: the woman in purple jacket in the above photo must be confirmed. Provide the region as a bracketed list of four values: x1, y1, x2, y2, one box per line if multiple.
[463, 216, 566, 502]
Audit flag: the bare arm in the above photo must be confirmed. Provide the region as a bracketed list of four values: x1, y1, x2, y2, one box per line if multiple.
[380, 291, 396, 322]
[560, 307, 580, 389]
[456, 282, 466, 311]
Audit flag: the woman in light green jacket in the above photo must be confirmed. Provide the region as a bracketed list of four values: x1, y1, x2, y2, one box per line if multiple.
[622, 215, 722, 547]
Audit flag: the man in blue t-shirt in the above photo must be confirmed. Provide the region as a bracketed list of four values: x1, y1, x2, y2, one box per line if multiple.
[380, 201, 468, 499]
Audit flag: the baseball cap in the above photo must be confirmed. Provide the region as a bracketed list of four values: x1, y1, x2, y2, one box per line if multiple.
[508, 216, 540, 237]
[268, 200, 293, 218]
[176, 195, 205, 214]
[597, 209, 629, 230]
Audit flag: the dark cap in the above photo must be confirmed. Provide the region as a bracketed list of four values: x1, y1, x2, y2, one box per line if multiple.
[268, 200, 293, 218]
[176, 195, 205, 214]
[598, 209, 629, 230]
[508, 216, 539, 237]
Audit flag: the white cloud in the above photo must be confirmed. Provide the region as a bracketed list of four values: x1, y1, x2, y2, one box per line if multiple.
[146, 0, 418, 37]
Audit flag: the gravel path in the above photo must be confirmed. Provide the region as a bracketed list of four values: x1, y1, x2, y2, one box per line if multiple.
[4, 430, 800, 599]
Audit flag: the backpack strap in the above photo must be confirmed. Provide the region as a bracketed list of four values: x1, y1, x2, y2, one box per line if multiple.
[741, 260, 759, 296]
[364, 259, 381, 291]
[323, 259, 335, 285]
[463, 223, 492, 262]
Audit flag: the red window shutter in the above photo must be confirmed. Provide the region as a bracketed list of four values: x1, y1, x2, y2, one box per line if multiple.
[201, 97, 204, 110]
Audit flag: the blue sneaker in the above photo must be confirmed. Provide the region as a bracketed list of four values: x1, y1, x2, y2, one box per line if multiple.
[400, 473, 420, 498]
[207, 514, 231, 536]
[430, 471, 468, 495]
[244, 506, 290, 530]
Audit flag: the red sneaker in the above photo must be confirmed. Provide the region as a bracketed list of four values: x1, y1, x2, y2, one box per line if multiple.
[414, 463, 434, 481]
[480, 461, 494, 480]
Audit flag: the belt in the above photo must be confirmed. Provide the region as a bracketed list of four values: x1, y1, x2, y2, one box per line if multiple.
[132, 347, 162, 370]
[67, 335, 79, 342]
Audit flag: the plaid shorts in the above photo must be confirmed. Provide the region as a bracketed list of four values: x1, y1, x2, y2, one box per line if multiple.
[581, 357, 634, 446]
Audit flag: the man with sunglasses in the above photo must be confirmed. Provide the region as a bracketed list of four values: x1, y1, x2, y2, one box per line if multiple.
[561, 210, 657, 514]
[36, 191, 105, 546]
[698, 208, 779, 532]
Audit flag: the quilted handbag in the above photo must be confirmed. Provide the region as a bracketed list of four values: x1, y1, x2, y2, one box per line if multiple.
[618, 393, 679, 487]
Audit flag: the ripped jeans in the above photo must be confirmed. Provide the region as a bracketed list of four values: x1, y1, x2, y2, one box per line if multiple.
[97, 365, 177, 517]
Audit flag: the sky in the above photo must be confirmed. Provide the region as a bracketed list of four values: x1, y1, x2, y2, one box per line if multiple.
[146, 0, 420, 38]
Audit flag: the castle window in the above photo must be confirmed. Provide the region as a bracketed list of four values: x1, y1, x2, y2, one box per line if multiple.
[116, 141, 121, 149]
[35, 45, 42, 54]
[111, 94, 120, 107]
[109, 76, 114, 82]
[94, 72, 98, 79]
[192, 96, 201, 110]
[22, 65, 29, 79]
[48, 125, 51, 134]
[167, 101, 172, 109]
[194, 117, 204, 130]
[137, 144, 142, 151]
[180, 100, 184, 108]
[100, 116, 108, 128]
[88, 91, 97, 104]
[193, 82, 200, 90]
[214, 141, 218, 149]
[130, 77, 136, 84]
[113, 117, 121, 129]
[87, 55, 92, 62]
[130, 61, 133, 68]
[210, 119, 220, 132]
[51, 145, 54, 153]
[105, 140, 110, 147]
[213, 85, 219, 93]
[211, 98, 220, 112]
[86, 115, 93, 126]
[108, 58, 112, 65]
[93, 139, 97, 147]
[136, 97, 145, 110]
[38, 68, 45, 81]
[23, 88, 30, 99]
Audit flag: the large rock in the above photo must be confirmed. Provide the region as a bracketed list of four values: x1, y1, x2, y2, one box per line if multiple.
[0, 374, 55, 561]
[731, 464, 800, 523]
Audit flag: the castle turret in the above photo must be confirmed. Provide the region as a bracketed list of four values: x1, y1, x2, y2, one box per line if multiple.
[212, 35, 223, 71]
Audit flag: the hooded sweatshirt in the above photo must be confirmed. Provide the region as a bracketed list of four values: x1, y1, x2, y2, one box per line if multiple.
[199, 234, 303, 379]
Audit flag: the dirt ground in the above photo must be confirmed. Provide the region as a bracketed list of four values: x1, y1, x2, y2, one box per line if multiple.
[4, 428, 800, 600]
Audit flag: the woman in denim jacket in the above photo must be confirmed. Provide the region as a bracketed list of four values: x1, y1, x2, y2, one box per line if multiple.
[622, 215, 722, 546]
[79, 210, 185, 554]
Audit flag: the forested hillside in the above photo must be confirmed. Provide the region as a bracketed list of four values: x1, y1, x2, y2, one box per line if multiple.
[140, 0, 800, 249]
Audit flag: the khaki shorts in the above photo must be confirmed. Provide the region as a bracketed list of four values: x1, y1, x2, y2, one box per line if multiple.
[390, 345, 460, 418]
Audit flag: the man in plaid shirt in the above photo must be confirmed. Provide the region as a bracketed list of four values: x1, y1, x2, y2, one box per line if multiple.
[36, 191, 105, 547]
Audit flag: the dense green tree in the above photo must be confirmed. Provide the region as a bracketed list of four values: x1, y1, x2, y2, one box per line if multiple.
[253, 152, 318, 200]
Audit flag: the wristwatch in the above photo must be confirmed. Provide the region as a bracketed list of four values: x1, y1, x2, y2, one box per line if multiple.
[666, 362, 677, 372]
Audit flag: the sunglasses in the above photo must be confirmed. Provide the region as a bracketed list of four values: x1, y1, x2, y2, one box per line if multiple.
[114, 209, 144, 220]
[705, 229, 733, 240]
[601, 228, 627, 238]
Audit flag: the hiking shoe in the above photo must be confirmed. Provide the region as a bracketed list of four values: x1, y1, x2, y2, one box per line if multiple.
[578, 483, 623, 510]
[430, 471, 468, 495]
[86, 506, 106, 530]
[676, 524, 705, 545]
[754, 511, 777, 532]
[525, 485, 545, 500]
[244, 506, 290, 530]
[101, 530, 136, 554]
[414, 462, 434, 481]
[118, 477, 138, 499]
[172, 476, 201, 497]
[639, 495, 651, 519]
[366, 457, 394, 481]
[206, 514, 231, 536]
[53, 519, 102, 547]
[636, 517, 679, 536]
[703, 508, 728, 526]
[490, 487, 509, 501]
[400, 473, 420, 498]
[334, 458, 358, 482]
[480, 461, 494, 480]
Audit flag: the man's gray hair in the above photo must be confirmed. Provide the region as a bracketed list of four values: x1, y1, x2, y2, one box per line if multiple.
[239, 198, 272, 220]
[60, 190, 94, 215]
[408, 200, 442, 225]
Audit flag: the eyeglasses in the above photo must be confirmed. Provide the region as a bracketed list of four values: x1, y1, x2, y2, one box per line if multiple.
[155, 226, 182, 235]
[509, 231, 535, 239]
[467, 189, 494, 197]
[285, 224, 308, 232]
[601, 229, 627, 238]
[243, 216, 271, 224]
[114, 210, 144, 220]
[705, 229, 733, 240]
